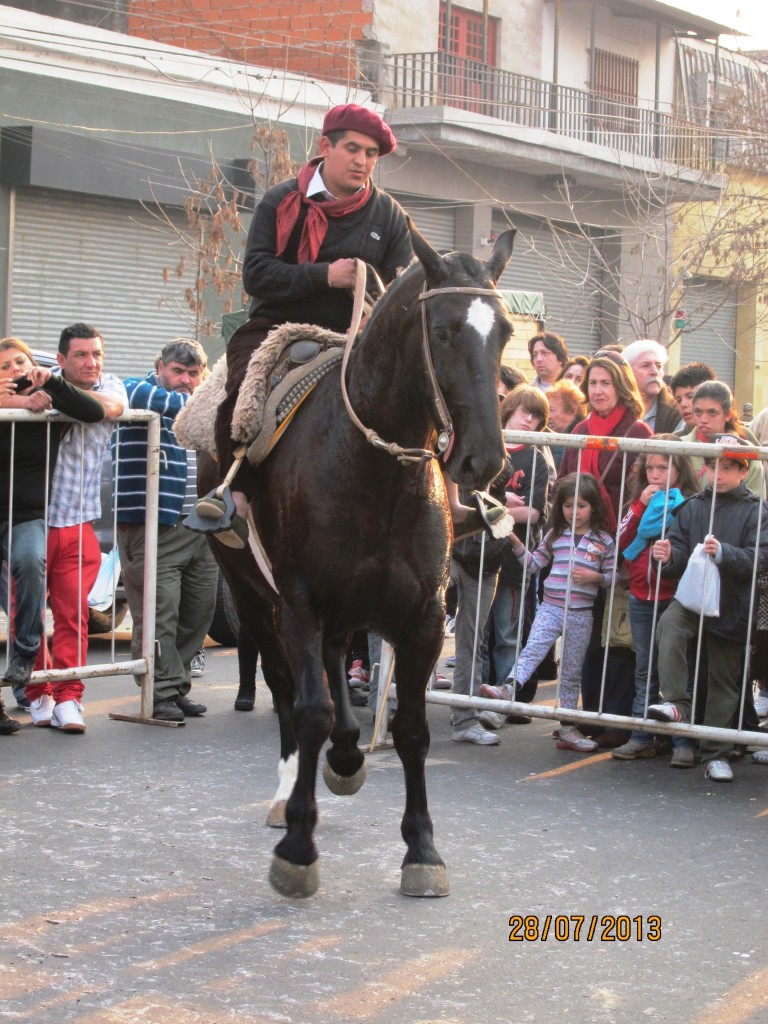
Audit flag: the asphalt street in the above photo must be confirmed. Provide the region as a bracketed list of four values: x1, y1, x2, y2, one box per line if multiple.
[2, 631, 767, 1024]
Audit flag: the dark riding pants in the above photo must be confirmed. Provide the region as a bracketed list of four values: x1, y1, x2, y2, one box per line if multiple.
[213, 316, 273, 498]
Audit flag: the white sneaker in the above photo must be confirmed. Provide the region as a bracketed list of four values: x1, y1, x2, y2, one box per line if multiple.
[451, 721, 500, 745]
[190, 650, 205, 678]
[704, 759, 733, 782]
[51, 700, 86, 733]
[754, 694, 768, 718]
[30, 693, 55, 727]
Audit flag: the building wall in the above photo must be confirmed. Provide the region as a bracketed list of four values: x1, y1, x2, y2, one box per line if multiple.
[372, 0, 544, 79]
[127, 0, 374, 84]
[126, 0, 685, 110]
[543, 1, 678, 110]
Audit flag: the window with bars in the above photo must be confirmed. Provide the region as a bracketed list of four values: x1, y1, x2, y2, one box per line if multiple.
[593, 48, 638, 104]
[590, 48, 640, 145]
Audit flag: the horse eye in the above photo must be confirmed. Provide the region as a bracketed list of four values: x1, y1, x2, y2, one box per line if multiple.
[430, 324, 452, 344]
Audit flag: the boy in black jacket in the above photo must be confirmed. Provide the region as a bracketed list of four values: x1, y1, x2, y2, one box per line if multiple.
[648, 435, 768, 782]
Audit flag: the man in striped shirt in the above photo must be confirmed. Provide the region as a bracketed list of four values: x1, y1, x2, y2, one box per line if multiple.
[26, 324, 127, 734]
[113, 339, 218, 724]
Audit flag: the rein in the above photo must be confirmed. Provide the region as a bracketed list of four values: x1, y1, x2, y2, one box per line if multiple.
[340, 259, 504, 465]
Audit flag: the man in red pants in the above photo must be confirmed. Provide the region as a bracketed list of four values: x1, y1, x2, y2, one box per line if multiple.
[26, 324, 127, 733]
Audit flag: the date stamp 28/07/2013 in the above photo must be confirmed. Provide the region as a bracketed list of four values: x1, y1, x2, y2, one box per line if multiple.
[508, 915, 662, 943]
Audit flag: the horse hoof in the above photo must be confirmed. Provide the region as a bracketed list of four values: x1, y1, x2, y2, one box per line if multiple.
[269, 855, 319, 898]
[234, 698, 255, 711]
[265, 800, 287, 829]
[322, 756, 366, 796]
[401, 864, 450, 898]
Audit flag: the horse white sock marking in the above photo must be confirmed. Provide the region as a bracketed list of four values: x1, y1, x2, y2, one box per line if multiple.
[466, 297, 496, 344]
[272, 752, 299, 806]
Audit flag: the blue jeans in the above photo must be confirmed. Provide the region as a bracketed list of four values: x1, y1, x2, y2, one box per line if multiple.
[629, 595, 669, 721]
[1, 518, 46, 657]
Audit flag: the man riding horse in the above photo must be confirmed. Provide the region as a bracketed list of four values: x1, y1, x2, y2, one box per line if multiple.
[191, 103, 505, 545]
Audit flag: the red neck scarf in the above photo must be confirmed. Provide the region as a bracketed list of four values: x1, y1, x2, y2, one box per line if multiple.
[275, 158, 373, 264]
[578, 403, 628, 531]
[584, 404, 627, 439]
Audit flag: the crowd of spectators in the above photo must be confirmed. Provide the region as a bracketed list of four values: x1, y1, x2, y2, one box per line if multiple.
[3, 322, 768, 785]
[0, 330, 218, 733]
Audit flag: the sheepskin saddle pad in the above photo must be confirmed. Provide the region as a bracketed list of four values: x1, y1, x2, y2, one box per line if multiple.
[174, 323, 346, 468]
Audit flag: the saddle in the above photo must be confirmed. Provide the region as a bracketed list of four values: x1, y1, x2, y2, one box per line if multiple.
[233, 323, 346, 467]
[174, 322, 346, 467]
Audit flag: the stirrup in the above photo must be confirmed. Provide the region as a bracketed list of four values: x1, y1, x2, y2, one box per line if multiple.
[211, 514, 248, 550]
[185, 487, 238, 535]
[452, 491, 512, 540]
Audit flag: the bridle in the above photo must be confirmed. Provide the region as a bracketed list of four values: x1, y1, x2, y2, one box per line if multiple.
[340, 258, 508, 465]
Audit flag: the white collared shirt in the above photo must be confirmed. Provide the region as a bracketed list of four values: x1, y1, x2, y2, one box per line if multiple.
[307, 164, 336, 200]
[306, 163, 365, 200]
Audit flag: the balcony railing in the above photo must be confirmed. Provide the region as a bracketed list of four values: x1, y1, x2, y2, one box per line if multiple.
[389, 51, 717, 172]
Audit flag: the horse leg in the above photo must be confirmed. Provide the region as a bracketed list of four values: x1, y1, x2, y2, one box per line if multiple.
[391, 607, 450, 898]
[198, 453, 300, 829]
[321, 636, 366, 796]
[255, 614, 298, 829]
[269, 599, 333, 899]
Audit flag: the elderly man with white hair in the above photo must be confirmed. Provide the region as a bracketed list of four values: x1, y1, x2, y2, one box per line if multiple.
[621, 339, 680, 434]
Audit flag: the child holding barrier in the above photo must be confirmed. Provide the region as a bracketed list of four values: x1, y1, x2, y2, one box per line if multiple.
[480, 473, 615, 752]
[611, 436, 700, 764]
[648, 435, 768, 782]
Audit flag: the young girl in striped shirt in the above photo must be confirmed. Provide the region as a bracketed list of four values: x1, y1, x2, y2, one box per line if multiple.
[480, 473, 615, 751]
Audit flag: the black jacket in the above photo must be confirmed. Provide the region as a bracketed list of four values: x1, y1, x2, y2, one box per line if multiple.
[653, 387, 681, 434]
[0, 375, 105, 523]
[243, 178, 414, 331]
[664, 482, 768, 641]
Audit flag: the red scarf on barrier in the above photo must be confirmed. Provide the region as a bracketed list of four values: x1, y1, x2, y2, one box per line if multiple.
[577, 403, 627, 530]
[275, 158, 373, 264]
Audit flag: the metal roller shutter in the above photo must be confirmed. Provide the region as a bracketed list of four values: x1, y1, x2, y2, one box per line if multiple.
[680, 279, 737, 388]
[493, 213, 604, 356]
[391, 194, 455, 252]
[10, 187, 213, 377]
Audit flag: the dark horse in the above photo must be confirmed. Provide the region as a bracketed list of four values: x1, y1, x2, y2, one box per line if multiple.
[201, 225, 515, 898]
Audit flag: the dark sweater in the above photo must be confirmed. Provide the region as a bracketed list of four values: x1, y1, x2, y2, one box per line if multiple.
[663, 483, 768, 641]
[242, 178, 414, 331]
[0, 375, 105, 523]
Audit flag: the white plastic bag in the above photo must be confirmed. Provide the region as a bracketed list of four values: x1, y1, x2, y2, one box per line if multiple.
[675, 543, 720, 617]
[88, 548, 121, 610]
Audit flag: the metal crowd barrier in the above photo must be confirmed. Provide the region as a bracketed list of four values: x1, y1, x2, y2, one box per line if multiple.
[424, 429, 768, 752]
[0, 407, 160, 721]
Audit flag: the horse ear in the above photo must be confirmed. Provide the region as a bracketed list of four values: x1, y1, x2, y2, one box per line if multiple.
[408, 216, 446, 281]
[486, 229, 516, 284]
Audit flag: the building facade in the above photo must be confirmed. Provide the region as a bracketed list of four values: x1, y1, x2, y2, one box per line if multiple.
[3, 1, 763, 408]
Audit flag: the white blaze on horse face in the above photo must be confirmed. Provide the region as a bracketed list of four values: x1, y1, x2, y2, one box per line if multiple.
[465, 297, 496, 345]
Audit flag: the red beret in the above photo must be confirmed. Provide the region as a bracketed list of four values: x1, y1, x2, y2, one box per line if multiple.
[322, 103, 396, 155]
